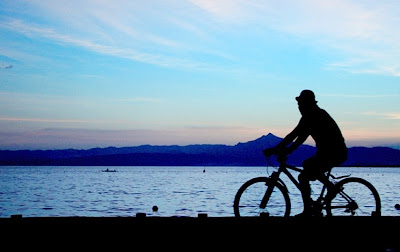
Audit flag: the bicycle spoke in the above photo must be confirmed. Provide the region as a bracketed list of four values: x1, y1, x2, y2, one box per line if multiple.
[326, 178, 380, 216]
[234, 177, 290, 217]
[239, 187, 285, 216]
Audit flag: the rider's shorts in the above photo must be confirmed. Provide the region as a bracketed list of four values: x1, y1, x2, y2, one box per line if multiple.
[301, 149, 348, 181]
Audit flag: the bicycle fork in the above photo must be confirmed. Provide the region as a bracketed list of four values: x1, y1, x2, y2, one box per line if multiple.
[260, 171, 280, 209]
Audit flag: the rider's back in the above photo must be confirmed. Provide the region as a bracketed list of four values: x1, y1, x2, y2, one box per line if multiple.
[299, 106, 346, 155]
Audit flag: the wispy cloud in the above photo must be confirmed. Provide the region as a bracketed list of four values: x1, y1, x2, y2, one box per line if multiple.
[382, 113, 400, 120]
[0, 92, 164, 126]
[0, 18, 222, 71]
[0, 64, 13, 69]
[280, 0, 400, 77]
[187, 0, 253, 23]
[321, 93, 400, 99]
[0, 117, 94, 123]
[114, 97, 163, 103]
[1, 19, 203, 69]
[362, 111, 400, 120]
[188, 0, 400, 77]
[4, 1, 400, 76]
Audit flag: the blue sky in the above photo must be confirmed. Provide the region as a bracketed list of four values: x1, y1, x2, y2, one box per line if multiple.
[0, 0, 399, 149]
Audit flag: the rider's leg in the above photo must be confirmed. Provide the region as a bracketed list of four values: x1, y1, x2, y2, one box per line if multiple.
[298, 156, 321, 215]
[298, 171, 312, 214]
[298, 151, 348, 216]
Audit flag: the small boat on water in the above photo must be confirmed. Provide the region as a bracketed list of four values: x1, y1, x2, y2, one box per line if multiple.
[101, 169, 117, 172]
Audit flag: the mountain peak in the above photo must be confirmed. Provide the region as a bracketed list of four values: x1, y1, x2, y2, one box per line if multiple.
[252, 133, 282, 144]
[264, 133, 281, 140]
[266, 133, 275, 137]
[235, 133, 282, 148]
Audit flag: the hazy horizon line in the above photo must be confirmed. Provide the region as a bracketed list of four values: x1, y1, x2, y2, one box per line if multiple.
[1, 130, 399, 151]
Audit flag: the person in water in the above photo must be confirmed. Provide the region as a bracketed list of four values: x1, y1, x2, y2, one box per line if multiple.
[264, 90, 347, 216]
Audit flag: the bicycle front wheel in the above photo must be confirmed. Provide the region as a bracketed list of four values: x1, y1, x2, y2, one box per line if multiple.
[234, 177, 290, 217]
[325, 177, 381, 216]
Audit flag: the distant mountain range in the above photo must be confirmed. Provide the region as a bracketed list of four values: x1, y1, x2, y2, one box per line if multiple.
[1, 133, 400, 167]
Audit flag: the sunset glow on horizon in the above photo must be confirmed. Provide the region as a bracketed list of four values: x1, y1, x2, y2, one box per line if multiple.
[1, 0, 399, 149]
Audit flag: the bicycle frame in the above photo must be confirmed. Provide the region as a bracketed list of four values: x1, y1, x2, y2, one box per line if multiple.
[281, 163, 303, 189]
[234, 151, 380, 217]
[260, 160, 333, 210]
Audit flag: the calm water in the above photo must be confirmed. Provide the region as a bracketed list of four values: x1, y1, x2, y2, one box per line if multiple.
[0, 166, 399, 217]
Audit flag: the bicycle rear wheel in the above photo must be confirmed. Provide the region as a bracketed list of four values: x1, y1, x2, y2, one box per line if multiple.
[234, 177, 290, 217]
[325, 177, 381, 216]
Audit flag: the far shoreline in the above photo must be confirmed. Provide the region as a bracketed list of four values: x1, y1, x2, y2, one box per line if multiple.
[1, 165, 399, 167]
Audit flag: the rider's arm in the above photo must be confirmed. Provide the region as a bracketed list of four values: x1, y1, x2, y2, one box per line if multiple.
[276, 118, 309, 152]
[276, 128, 298, 148]
[288, 133, 308, 152]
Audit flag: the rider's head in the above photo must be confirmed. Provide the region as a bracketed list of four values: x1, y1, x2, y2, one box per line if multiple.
[296, 90, 318, 115]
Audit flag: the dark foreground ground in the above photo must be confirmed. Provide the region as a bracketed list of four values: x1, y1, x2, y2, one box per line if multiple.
[1, 215, 399, 251]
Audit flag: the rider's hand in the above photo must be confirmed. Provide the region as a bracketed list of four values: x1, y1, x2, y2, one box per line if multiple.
[263, 148, 276, 157]
[280, 146, 294, 155]
[263, 146, 293, 158]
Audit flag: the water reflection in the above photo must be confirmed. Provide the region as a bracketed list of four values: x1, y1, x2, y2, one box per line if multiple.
[0, 166, 398, 217]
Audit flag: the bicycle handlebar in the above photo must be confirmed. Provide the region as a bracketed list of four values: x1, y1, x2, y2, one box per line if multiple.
[263, 147, 289, 163]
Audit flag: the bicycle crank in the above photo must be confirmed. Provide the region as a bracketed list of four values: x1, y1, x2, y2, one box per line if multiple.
[344, 201, 358, 215]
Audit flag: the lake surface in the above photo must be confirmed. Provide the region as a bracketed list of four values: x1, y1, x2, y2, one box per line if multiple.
[0, 166, 399, 217]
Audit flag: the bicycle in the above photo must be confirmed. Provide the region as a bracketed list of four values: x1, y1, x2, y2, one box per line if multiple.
[233, 149, 381, 217]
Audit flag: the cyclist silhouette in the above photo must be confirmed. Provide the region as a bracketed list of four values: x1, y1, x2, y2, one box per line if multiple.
[264, 90, 347, 216]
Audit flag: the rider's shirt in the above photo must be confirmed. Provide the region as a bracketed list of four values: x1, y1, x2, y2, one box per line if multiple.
[296, 106, 347, 155]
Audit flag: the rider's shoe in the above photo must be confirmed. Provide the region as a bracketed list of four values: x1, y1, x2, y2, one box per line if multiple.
[295, 201, 323, 217]
[310, 200, 323, 217]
